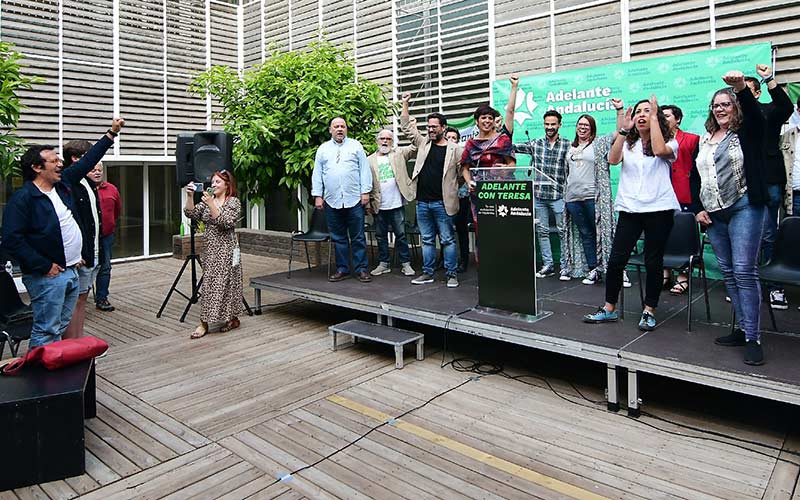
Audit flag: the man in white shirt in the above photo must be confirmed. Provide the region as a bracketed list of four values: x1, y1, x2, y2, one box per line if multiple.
[1, 118, 124, 347]
[367, 129, 417, 277]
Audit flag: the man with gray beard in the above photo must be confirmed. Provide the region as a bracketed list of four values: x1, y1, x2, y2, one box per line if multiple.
[367, 129, 417, 276]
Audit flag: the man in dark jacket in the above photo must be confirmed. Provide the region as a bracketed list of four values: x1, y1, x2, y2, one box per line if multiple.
[62, 139, 104, 339]
[1, 118, 124, 347]
[745, 65, 794, 310]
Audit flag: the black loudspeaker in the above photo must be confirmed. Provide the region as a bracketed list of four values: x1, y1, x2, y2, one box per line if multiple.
[175, 133, 195, 187]
[193, 131, 233, 183]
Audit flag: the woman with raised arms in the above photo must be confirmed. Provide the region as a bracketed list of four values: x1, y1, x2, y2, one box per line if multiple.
[583, 95, 679, 331]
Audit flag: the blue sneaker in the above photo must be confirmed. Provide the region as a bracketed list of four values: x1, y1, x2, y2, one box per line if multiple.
[583, 306, 618, 324]
[638, 310, 657, 331]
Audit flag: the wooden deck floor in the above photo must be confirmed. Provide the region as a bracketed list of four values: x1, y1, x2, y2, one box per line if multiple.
[3, 254, 800, 499]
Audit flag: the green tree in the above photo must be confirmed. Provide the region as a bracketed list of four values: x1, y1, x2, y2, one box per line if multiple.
[0, 42, 42, 179]
[189, 39, 394, 205]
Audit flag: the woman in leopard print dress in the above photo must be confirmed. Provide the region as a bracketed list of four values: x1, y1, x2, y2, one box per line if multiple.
[184, 169, 243, 338]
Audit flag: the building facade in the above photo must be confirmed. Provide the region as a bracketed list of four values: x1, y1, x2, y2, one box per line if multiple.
[1, 0, 797, 258]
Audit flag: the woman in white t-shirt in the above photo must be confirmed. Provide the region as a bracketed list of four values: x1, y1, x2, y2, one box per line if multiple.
[584, 94, 679, 331]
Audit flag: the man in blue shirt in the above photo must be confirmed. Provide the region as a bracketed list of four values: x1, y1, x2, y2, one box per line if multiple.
[1, 117, 125, 347]
[311, 117, 373, 282]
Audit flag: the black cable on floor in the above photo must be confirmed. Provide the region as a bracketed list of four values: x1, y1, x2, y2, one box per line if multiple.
[264, 376, 476, 488]
[422, 309, 798, 466]
[495, 368, 800, 463]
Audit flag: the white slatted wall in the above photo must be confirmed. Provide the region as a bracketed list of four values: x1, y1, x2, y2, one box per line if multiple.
[715, 0, 800, 82]
[242, 0, 262, 66]
[395, 0, 490, 125]
[0, 0, 238, 157]
[166, 0, 207, 153]
[355, 0, 392, 85]
[119, 0, 165, 154]
[263, 0, 290, 52]
[62, 0, 114, 141]
[1, 0, 61, 143]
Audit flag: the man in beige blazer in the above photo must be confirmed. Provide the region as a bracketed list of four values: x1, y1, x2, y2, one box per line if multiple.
[367, 129, 417, 277]
[400, 92, 463, 288]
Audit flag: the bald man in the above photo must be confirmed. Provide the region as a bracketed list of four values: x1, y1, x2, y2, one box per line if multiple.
[311, 117, 373, 283]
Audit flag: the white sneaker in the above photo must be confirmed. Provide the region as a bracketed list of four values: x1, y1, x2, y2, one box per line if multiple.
[622, 270, 632, 288]
[559, 269, 572, 281]
[411, 273, 434, 285]
[370, 262, 391, 276]
[582, 268, 600, 285]
[401, 262, 415, 276]
[535, 265, 555, 278]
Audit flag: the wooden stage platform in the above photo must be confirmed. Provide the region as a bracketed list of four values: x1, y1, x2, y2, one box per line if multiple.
[251, 266, 800, 412]
[4, 254, 800, 499]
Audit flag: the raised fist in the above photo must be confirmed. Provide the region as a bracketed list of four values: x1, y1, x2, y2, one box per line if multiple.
[722, 71, 746, 91]
[755, 64, 772, 79]
[111, 117, 125, 133]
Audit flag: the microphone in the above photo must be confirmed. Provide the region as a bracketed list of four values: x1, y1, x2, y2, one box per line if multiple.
[524, 130, 534, 177]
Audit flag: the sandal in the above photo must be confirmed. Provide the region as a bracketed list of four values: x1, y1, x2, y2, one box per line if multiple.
[220, 317, 240, 333]
[190, 326, 207, 339]
[670, 280, 689, 296]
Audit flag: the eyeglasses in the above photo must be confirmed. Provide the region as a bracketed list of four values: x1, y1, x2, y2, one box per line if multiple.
[710, 102, 733, 111]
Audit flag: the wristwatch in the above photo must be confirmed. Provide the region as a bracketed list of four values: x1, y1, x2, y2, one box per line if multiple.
[618, 128, 630, 136]
[760, 75, 774, 85]
[106, 128, 119, 137]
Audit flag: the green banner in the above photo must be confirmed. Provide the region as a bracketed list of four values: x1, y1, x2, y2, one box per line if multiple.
[788, 82, 800, 103]
[489, 43, 773, 280]
[492, 43, 773, 151]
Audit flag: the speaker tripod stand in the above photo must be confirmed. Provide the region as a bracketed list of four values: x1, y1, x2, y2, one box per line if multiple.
[157, 220, 253, 322]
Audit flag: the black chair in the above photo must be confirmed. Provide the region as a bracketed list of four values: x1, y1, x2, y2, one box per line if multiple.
[628, 211, 710, 331]
[288, 208, 332, 279]
[364, 217, 378, 266]
[760, 216, 800, 332]
[404, 220, 422, 266]
[0, 271, 32, 359]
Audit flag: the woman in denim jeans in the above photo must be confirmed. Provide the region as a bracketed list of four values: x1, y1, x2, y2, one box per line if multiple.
[692, 69, 769, 365]
[561, 104, 624, 285]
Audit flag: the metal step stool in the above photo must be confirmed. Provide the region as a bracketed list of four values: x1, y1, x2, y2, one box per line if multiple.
[329, 319, 424, 369]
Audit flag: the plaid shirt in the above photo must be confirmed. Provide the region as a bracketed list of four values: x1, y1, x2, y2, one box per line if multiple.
[515, 137, 571, 200]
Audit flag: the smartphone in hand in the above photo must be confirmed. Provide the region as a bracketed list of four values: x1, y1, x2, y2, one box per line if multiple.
[193, 182, 204, 192]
